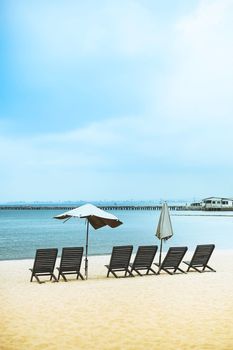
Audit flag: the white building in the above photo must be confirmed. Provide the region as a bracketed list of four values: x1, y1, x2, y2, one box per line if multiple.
[200, 197, 233, 209]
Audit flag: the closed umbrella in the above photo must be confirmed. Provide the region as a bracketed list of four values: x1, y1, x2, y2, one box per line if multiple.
[156, 202, 173, 265]
[54, 203, 122, 279]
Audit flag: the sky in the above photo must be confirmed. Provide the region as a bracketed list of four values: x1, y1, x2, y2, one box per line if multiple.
[0, 0, 233, 202]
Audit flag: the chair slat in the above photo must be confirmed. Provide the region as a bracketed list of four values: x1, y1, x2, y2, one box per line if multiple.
[183, 244, 216, 272]
[105, 245, 133, 278]
[130, 245, 158, 275]
[30, 248, 58, 283]
[155, 246, 188, 275]
[57, 247, 84, 281]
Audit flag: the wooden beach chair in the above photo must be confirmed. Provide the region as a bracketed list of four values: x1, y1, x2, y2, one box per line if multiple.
[105, 245, 134, 278]
[183, 244, 216, 273]
[154, 246, 188, 275]
[30, 248, 58, 283]
[129, 245, 158, 276]
[57, 247, 84, 281]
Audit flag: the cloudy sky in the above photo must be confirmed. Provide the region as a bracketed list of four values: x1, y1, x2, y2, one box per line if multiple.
[0, 0, 233, 202]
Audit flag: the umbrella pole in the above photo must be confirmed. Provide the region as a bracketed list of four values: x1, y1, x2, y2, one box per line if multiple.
[159, 239, 163, 266]
[85, 220, 89, 280]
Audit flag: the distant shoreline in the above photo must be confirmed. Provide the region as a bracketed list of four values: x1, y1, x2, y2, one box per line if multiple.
[1, 204, 233, 212]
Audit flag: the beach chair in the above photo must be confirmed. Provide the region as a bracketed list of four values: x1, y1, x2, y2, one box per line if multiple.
[30, 248, 58, 283]
[57, 247, 84, 281]
[154, 246, 188, 275]
[183, 244, 216, 273]
[105, 245, 134, 278]
[129, 245, 158, 276]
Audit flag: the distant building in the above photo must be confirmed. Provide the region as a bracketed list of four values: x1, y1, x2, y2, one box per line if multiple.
[191, 197, 233, 209]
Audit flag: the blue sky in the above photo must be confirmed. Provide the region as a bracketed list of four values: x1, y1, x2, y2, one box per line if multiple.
[0, 0, 233, 202]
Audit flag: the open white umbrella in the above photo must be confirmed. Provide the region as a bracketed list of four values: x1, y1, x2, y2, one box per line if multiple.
[54, 203, 123, 279]
[155, 202, 173, 265]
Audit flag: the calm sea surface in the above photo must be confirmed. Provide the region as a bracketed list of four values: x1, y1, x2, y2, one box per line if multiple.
[0, 209, 233, 260]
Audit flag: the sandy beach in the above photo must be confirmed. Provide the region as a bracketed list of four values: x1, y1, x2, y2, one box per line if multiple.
[0, 250, 233, 350]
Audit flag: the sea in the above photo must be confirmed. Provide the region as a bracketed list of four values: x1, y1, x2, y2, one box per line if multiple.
[0, 208, 233, 260]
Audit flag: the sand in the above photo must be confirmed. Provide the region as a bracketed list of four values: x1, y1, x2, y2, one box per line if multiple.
[0, 250, 233, 350]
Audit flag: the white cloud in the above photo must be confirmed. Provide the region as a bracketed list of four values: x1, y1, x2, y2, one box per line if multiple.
[155, 0, 233, 125]
[1, 108, 233, 178]
[1, 108, 233, 201]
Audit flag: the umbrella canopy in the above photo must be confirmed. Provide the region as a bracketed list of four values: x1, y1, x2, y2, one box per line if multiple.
[55, 203, 122, 229]
[54, 203, 123, 279]
[155, 202, 173, 265]
[156, 202, 173, 240]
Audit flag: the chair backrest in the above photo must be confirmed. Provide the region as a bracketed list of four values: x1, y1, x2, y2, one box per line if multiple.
[109, 245, 133, 269]
[162, 246, 188, 269]
[190, 244, 215, 266]
[59, 247, 84, 271]
[32, 248, 58, 273]
[132, 245, 158, 269]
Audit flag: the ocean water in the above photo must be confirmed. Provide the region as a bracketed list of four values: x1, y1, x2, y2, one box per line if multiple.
[0, 209, 233, 260]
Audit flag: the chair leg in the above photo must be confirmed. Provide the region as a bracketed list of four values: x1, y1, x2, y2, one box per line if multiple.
[52, 273, 58, 282]
[183, 262, 191, 272]
[164, 268, 174, 275]
[127, 269, 134, 277]
[34, 274, 43, 284]
[177, 267, 186, 274]
[191, 266, 202, 273]
[111, 270, 118, 278]
[29, 269, 34, 282]
[186, 264, 216, 273]
[201, 265, 216, 272]
[107, 269, 118, 278]
[206, 265, 216, 272]
[61, 273, 67, 282]
[149, 267, 156, 274]
[78, 272, 85, 280]
[157, 267, 174, 275]
[134, 269, 142, 276]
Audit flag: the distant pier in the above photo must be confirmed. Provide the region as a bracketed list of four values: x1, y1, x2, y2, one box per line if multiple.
[0, 205, 188, 211]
